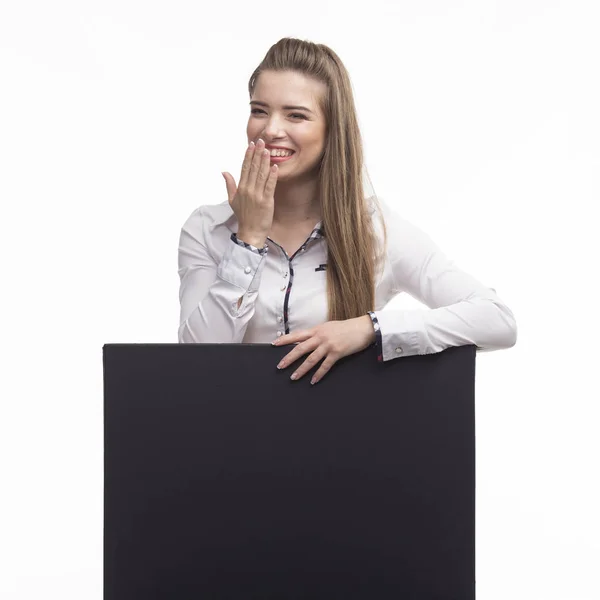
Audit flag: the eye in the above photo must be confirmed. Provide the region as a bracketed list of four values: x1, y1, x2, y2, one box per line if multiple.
[250, 109, 306, 120]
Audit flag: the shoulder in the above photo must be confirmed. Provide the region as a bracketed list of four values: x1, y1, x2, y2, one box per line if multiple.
[368, 195, 438, 257]
[367, 195, 411, 238]
[368, 195, 409, 227]
[180, 200, 237, 239]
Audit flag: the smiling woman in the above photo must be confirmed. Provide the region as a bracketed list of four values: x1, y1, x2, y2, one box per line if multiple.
[244, 70, 331, 211]
[177, 37, 517, 384]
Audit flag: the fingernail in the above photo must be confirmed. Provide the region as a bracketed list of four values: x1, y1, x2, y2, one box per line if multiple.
[310, 378, 317, 385]
[271, 340, 279, 345]
[277, 361, 285, 369]
[290, 373, 298, 381]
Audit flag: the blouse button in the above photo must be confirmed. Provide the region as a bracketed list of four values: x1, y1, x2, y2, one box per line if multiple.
[244, 266, 251, 274]
[395, 347, 403, 354]
[280, 285, 287, 291]
[276, 331, 283, 337]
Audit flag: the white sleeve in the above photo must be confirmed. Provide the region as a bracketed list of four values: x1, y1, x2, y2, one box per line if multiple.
[177, 213, 267, 344]
[372, 208, 518, 362]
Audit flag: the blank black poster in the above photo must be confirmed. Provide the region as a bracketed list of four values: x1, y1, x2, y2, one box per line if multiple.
[103, 343, 476, 599]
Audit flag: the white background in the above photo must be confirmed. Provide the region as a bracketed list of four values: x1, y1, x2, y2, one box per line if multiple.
[1, 1, 599, 598]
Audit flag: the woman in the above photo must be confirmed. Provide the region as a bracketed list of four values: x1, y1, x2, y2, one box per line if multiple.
[178, 37, 517, 385]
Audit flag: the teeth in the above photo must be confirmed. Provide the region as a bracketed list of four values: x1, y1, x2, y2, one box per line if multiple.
[269, 149, 293, 157]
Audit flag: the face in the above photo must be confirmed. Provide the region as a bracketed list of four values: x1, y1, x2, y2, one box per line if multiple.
[247, 70, 328, 181]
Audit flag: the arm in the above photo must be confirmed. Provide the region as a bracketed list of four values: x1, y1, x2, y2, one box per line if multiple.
[372, 207, 518, 361]
[177, 210, 267, 344]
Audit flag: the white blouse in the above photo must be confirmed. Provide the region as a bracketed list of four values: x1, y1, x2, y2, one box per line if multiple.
[177, 197, 517, 361]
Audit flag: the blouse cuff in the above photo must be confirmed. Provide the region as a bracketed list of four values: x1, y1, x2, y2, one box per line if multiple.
[367, 311, 383, 362]
[231, 232, 268, 256]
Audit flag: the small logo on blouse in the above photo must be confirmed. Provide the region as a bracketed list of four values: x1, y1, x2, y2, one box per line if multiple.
[315, 264, 327, 272]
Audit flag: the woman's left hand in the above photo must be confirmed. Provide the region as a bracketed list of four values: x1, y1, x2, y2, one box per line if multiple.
[272, 315, 376, 385]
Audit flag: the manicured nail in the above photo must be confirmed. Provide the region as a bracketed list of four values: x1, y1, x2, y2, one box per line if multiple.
[310, 378, 317, 385]
[277, 361, 285, 369]
[290, 373, 298, 380]
[271, 339, 279, 345]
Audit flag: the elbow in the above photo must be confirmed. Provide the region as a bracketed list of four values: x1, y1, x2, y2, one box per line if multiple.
[503, 319, 518, 349]
[178, 320, 197, 344]
[493, 300, 518, 349]
[474, 298, 517, 352]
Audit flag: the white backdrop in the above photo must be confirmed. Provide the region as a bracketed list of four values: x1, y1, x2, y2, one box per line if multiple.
[1, 1, 599, 598]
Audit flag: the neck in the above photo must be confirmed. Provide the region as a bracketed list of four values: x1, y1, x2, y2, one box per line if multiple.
[272, 176, 321, 229]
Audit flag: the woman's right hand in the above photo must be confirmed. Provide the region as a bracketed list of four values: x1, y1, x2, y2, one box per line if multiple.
[222, 138, 278, 248]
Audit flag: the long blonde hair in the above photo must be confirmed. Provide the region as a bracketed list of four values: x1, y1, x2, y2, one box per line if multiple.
[248, 38, 387, 321]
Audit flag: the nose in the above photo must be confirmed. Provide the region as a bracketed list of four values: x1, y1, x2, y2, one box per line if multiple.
[262, 114, 284, 139]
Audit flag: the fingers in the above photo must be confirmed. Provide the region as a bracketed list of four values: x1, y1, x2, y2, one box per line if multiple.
[274, 328, 313, 349]
[290, 347, 328, 381]
[238, 141, 256, 191]
[277, 336, 318, 370]
[242, 140, 261, 192]
[236, 139, 279, 205]
[310, 355, 337, 385]
[275, 325, 342, 384]
[277, 341, 309, 370]
[254, 146, 275, 194]
[247, 139, 271, 195]
[222, 172, 236, 204]
[264, 161, 278, 198]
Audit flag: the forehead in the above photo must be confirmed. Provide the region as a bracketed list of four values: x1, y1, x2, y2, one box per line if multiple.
[252, 70, 326, 111]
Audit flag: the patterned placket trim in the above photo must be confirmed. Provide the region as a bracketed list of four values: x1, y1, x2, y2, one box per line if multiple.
[272, 223, 325, 336]
[367, 310, 383, 362]
[282, 262, 294, 334]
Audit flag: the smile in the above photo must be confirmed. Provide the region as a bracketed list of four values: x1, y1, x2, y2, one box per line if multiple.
[270, 153, 295, 163]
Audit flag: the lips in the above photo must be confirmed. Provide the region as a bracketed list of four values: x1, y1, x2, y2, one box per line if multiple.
[264, 145, 295, 153]
[269, 153, 295, 164]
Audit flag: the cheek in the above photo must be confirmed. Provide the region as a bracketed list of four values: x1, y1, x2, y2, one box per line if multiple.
[304, 128, 326, 149]
[304, 136, 325, 154]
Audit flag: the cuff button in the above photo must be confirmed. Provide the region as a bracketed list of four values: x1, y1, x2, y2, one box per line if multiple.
[395, 347, 403, 354]
[244, 266, 251, 274]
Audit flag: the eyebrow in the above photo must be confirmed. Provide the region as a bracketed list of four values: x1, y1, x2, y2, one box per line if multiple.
[250, 100, 314, 115]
